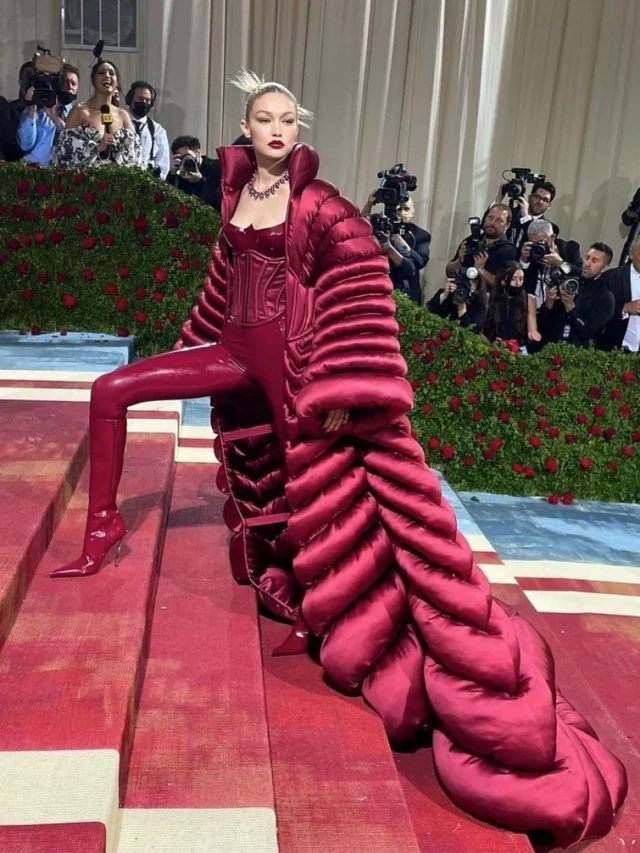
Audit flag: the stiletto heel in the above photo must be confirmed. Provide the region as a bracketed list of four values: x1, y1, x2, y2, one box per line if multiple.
[114, 538, 124, 567]
[50, 511, 126, 578]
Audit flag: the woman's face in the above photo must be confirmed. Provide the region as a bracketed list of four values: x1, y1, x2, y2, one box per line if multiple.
[94, 63, 118, 96]
[509, 269, 524, 288]
[241, 91, 299, 163]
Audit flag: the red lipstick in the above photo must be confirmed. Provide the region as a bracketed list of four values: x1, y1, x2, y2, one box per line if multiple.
[268, 141, 284, 149]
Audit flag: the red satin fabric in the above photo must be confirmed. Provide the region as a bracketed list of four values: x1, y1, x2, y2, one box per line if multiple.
[174, 143, 627, 846]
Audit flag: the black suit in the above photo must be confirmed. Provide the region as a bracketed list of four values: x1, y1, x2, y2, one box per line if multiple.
[509, 212, 560, 250]
[599, 265, 633, 350]
[389, 223, 431, 304]
[538, 276, 614, 347]
[619, 187, 640, 266]
[523, 238, 582, 302]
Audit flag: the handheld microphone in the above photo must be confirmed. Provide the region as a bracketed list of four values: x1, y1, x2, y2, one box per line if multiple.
[100, 104, 113, 148]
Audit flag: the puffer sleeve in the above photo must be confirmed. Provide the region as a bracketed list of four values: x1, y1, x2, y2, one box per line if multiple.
[174, 239, 227, 349]
[294, 194, 413, 435]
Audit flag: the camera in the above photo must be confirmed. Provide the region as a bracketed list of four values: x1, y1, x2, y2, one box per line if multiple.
[179, 153, 199, 177]
[369, 163, 418, 242]
[530, 240, 551, 262]
[24, 46, 64, 108]
[502, 167, 546, 204]
[462, 216, 487, 267]
[549, 268, 580, 296]
[452, 266, 480, 305]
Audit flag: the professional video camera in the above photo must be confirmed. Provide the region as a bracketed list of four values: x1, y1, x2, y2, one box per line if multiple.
[549, 267, 580, 296]
[461, 216, 487, 268]
[452, 265, 480, 305]
[501, 167, 546, 208]
[369, 163, 417, 242]
[24, 46, 65, 108]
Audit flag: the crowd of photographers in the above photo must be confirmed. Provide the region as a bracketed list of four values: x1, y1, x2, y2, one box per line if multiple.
[364, 165, 640, 355]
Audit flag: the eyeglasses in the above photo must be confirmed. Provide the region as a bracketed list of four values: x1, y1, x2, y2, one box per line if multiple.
[531, 193, 551, 203]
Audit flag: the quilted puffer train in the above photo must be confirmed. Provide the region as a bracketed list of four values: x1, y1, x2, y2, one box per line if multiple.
[176, 142, 627, 846]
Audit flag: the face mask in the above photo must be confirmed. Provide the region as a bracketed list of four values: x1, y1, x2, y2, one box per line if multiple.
[57, 91, 76, 106]
[507, 284, 522, 296]
[132, 101, 151, 118]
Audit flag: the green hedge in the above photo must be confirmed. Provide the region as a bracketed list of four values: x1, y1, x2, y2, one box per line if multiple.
[0, 162, 219, 355]
[395, 294, 640, 503]
[1, 164, 638, 502]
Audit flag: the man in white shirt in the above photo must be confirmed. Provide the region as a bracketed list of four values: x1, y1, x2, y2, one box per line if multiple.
[125, 81, 170, 178]
[600, 237, 640, 351]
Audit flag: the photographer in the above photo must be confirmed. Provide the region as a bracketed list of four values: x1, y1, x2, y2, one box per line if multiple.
[482, 262, 528, 348]
[126, 81, 170, 178]
[167, 135, 249, 211]
[363, 194, 430, 304]
[537, 242, 614, 347]
[446, 205, 518, 288]
[427, 270, 487, 331]
[521, 218, 582, 344]
[494, 173, 559, 249]
[619, 187, 640, 266]
[600, 237, 640, 351]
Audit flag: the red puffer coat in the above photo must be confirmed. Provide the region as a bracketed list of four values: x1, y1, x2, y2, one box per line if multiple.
[177, 142, 626, 846]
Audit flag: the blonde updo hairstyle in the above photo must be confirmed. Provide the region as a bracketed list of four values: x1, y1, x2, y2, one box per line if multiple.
[230, 68, 314, 129]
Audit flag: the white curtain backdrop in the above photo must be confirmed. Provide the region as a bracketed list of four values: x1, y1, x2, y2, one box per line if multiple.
[2, 0, 640, 293]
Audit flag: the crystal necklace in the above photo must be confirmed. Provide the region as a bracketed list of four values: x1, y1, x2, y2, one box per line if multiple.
[247, 169, 290, 201]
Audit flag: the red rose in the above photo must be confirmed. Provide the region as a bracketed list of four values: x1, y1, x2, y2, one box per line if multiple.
[593, 404, 605, 418]
[6, 238, 20, 251]
[411, 342, 423, 354]
[422, 351, 435, 364]
[537, 419, 548, 430]
[103, 234, 115, 246]
[588, 386, 602, 398]
[118, 266, 130, 278]
[134, 311, 147, 324]
[633, 431, 640, 442]
[464, 455, 475, 466]
[468, 393, 479, 404]
[603, 427, 616, 441]
[178, 259, 190, 271]
[512, 462, 524, 474]
[548, 494, 560, 505]
[62, 294, 77, 308]
[427, 372, 438, 384]
[83, 191, 96, 204]
[98, 179, 109, 190]
[96, 211, 111, 225]
[21, 289, 34, 300]
[441, 444, 455, 460]
[565, 433, 576, 444]
[556, 383, 569, 394]
[21, 235, 32, 247]
[621, 370, 636, 384]
[140, 235, 152, 249]
[489, 438, 503, 450]
[610, 388, 622, 400]
[153, 320, 163, 331]
[198, 234, 212, 245]
[622, 445, 635, 457]
[453, 374, 465, 387]
[0, 254, 7, 264]
[166, 311, 177, 323]
[529, 435, 542, 448]
[115, 297, 129, 312]
[152, 290, 164, 302]
[113, 200, 125, 214]
[175, 288, 187, 300]
[512, 375, 525, 387]
[524, 466, 535, 479]
[82, 268, 95, 280]
[518, 419, 527, 430]
[117, 327, 130, 337]
[16, 179, 29, 194]
[154, 267, 169, 283]
[475, 433, 485, 442]
[153, 191, 165, 203]
[422, 403, 433, 415]
[12, 204, 25, 218]
[439, 329, 451, 340]
[57, 272, 67, 283]
[67, 204, 79, 216]
[482, 448, 496, 461]
[133, 214, 148, 232]
[472, 410, 482, 422]
[178, 204, 190, 218]
[548, 426, 560, 438]
[547, 386, 559, 398]
[608, 460, 618, 472]
[72, 172, 86, 184]
[464, 366, 477, 380]
[551, 354, 563, 366]
[75, 220, 90, 234]
[579, 457, 593, 470]
[135, 288, 147, 300]
[589, 424, 602, 437]
[171, 247, 183, 259]
[31, 325, 41, 335]
[36, 271, 49, 283]
[82, 236, 97, 250]
[104, 284, 118, 295]
[561, 493, 574, 505]
[427, 436, 440, 449]
[34, 231, 46, 244]
[165, 216, 179, 229]
[545, 458, 559, 473]
[449, 396, 461, 412]
[547, 369, 559, 381]
[498, 411, 510, 422]
[576, 413, 588, 424]
[619, 404, 632, 418]
[50, 230, 64, 244]
[494, 359, 508, 373]
[190, 259, 201, 269]
[535, 406, 546, 416]
[477, 358, 488, 370]
[531, 383, 541, 393]
[16, 260, 30, 275]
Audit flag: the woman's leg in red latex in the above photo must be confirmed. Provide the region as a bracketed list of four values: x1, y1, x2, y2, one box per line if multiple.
[51, 343, 248, 577]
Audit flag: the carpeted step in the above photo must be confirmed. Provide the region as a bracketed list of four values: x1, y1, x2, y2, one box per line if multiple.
[0, 432, 175, 853]
[115, 462, 276, 853]
[0, 400, 89, 650]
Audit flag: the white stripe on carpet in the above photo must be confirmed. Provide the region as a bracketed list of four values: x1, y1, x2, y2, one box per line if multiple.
[500, 560, 640, 584]
[525, 590, 640, 617]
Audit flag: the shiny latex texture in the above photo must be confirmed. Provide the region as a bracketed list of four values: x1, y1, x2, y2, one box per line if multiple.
[175, 142, 627, 846]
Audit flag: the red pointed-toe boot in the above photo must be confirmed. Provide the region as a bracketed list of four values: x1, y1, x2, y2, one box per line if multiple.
[50, 416, 127, 578]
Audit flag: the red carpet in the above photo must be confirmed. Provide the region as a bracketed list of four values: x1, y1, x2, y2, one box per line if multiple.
[0, 823, 106, 852]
